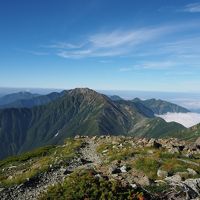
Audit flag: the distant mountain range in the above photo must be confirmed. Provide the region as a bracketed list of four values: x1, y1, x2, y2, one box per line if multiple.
[132, 98, 190, 115]
[109, 96, 190, 114]
[0, 91, 190, 114]
[0, 92, 40, 106]
[0, 88, 191, 159]
[0, 91, 66, 109]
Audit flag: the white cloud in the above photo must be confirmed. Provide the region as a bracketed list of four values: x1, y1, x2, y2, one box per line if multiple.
[89, 27, 167, 48]
[57, 48, 126, 58]
[38, 21, 200, 61]
[172, 99, 200, 110]
[119, 67, 133, 72]
[183, 3, 200, 13]
[157, 112, 200, 128]
[44, 24, 192, 59]
[41, 42, 84, 49]
[136, 61, 177, 69]
[119, 61, 177, 72]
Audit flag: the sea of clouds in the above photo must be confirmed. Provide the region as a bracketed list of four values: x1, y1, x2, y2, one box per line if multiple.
[157, 112, 200, 128]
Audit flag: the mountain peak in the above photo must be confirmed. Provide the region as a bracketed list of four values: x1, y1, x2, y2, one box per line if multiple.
[71, 87, 94, 93]
[66, 88, 108, 104]
[68, 88, 102, 97]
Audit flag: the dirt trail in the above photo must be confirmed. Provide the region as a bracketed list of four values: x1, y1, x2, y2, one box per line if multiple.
[0, 139, 102, 200]
[81, 139, 102, 165]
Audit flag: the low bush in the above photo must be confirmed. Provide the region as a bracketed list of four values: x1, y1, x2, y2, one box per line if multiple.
[39, 169, 147, 200]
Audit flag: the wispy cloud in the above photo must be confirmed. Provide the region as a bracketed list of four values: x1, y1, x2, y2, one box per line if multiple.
[88, 27, 167, 48]
[119, 67, 133, 72]
[119, 60, 179, 73]
[41, 42, 85, 49]
[136, 61, 177, 70]
[42, 24, 184, 59]
[37, 21, 200, 61]
[182, 2, 200, 13]
[99, 60, 113, 63]
[57, 48, 126, 58]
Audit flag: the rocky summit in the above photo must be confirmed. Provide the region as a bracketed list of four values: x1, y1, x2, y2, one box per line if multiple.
[0, 136, 199, 200]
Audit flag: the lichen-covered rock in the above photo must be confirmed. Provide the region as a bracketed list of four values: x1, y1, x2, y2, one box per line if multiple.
[195, 137, 200, 149]
[187, 168, 197, 176]
[157, 169, 168, 178]
[183, 178, 200, 196]
[165, 174, 182, 183]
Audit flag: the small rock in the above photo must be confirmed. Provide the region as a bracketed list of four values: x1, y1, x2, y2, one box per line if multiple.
[183, 178, 200, 196]
[157, 169, 168, 178]
[94, 174, 101, 179]
[102, 149, 108, 153]
[178, 145, 185, 151]
[185, 153, 194, 158]
[109, 165, 121, 174]
[74, 135, 81, 139]
[175, 172, 189, 179]
[63, 169, 73, 175]
[187, 168, 197, 176]
[168, 147, 179, 154]
[146, 138, 155, 147]
[120, 165, 127, 173]
[153, 141, 162, 149]
[8, 176, 13, 180]
[195, 137, 200, 149]
[8, 166, 17, 170]
[130, 183, 137, 189]
[91, 136, 97, 140]
[139, 176, 150, 186]
[165, 174, 182, 183]
[147, 150, 154, 154]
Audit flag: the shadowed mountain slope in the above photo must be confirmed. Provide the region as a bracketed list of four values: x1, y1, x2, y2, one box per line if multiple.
[0, 88, 185, 159]
[132, 98, 189, 114]
[0, 92, 39, 106]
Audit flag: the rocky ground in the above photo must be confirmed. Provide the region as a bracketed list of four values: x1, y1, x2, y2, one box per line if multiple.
[0, 136, 200, 199]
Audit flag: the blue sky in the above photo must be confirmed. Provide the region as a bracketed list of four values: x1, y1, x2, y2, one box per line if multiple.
[0, 0, 200, 92]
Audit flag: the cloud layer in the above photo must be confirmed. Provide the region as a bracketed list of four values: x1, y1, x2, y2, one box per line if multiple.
[157, 112, 200, 128]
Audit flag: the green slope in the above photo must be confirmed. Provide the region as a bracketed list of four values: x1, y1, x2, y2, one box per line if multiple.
[168, 123, 200, 141]
[0, 88, 185, 159]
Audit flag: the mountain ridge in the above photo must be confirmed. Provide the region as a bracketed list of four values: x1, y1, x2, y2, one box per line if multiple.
[0, 88, 185, 159]
[132, 98, 190, 114]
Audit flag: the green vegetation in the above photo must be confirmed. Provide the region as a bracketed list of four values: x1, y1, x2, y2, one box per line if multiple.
[145, 183, 170, 195]
[170, 123, 200, 141]
[39, 169, 146, 200]
[134, 157, 160, 179]
[0, 145, 55, 168]
[0, 139, 83, 187]
[97, 141, 134, 163]
[97, 141, 200, 181]
[0, 88, 185, 160]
